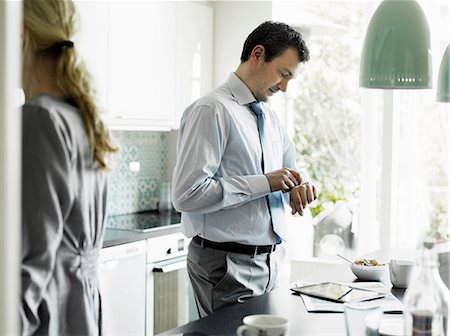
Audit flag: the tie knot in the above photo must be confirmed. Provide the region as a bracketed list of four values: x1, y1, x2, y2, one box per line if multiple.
[250, 101, 264, 116]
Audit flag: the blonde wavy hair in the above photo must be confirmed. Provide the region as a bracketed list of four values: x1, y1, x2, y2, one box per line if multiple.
[23, 0, 117, 170]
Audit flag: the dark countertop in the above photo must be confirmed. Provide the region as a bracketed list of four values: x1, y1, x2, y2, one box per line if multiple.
[103, 225, 182, 248]
[158, 248, 414, 336]
[103, 210, 182, 248]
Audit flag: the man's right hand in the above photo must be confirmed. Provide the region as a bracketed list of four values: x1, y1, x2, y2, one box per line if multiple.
[265, 168, 301, 192]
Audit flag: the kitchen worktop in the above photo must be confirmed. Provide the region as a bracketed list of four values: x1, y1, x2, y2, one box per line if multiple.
[158, 248, 413, 336]
[103, 210, 182, 248]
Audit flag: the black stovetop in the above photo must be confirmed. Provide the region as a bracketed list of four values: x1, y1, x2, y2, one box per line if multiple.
[106, 210, 181, 232]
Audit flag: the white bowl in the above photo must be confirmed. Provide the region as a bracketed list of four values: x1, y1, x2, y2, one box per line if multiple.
[350, 263, 388, 281]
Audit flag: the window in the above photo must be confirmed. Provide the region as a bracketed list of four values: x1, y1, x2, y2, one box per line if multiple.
[272, 1, 449, 257]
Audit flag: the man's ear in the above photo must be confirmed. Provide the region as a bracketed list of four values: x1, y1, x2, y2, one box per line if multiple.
[250, 45, 265, 64]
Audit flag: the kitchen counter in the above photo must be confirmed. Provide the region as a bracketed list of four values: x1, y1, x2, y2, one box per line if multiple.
[103, 210, 182, 248]
[158, 248, 414, 336]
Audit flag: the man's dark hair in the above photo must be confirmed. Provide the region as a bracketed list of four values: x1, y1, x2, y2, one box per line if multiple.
[240, 21, 309, 63]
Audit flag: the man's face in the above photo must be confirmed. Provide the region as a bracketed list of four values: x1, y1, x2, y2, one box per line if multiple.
[252, 47, 300, 102]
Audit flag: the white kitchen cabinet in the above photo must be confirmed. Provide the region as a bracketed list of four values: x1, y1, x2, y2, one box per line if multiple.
[74, 1, 109, 114]
[174, 2, 213, 128]
[98, 240, 147, 335]
[75, 1, 213, 130]
[108, 1, 177, 130]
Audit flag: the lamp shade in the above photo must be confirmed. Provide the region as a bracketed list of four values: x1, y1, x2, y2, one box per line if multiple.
[436, 44, 450, 102]
[360, 0, 432, 89]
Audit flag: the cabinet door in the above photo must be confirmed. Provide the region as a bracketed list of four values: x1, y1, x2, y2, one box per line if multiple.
[108, 1, 176, 130]
[74, 1, 109, 114]
[175, 2, 213, 128]
[98, 240, 147, 335]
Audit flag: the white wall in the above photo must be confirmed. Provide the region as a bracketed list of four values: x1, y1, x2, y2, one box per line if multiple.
[213, 1, 272, 86]
[0, 1, 21, 334]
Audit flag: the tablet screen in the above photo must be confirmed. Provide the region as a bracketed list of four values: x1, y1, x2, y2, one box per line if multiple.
[291, 282, 385, 303]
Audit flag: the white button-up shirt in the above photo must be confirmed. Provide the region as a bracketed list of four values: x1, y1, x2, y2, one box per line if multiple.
[172, 73, 306, 245]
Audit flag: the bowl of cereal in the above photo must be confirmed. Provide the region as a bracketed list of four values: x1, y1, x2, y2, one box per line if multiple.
[350, 258, 388, 281]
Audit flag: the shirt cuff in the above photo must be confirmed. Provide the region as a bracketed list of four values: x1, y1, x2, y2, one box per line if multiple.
[247, 175, 270, 196]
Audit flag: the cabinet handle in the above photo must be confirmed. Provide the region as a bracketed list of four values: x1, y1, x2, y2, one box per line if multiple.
[152, 258, 186, 273]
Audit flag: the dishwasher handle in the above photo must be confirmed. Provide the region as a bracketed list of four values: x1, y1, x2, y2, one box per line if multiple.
[152, 255, 187, 273]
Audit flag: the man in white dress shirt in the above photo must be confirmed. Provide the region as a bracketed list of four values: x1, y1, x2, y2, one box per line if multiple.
[172, 21, 317, 317]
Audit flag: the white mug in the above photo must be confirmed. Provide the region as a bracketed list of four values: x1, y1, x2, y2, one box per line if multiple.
[236, 314, 290, 336]
[389, 259, 416, 288]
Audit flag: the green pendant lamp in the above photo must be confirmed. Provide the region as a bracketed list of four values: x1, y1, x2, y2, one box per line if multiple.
[436, 44, 450, 102]
[360, 0, 432, 89]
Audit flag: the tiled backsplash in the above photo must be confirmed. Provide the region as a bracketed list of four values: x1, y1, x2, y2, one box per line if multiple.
[107, 131, 168, 216]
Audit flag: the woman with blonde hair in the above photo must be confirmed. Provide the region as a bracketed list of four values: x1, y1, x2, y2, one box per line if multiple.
[21, 0, 116, 334]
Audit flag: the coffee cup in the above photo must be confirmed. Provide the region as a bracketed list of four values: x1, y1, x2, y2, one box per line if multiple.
[236, 314, 290, 336]
[389, 259, 416, 288]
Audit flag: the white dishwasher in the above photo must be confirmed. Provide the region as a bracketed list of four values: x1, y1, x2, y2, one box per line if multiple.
[99, 240, 147, 335]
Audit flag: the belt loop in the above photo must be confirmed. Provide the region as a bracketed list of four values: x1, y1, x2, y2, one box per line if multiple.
[199, 236, 205, 248]
[253, 246, 258, 258]
[271, 244, 276, 253]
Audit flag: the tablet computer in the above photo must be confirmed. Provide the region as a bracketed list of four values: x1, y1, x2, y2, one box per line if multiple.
[290, 282, 386, 303]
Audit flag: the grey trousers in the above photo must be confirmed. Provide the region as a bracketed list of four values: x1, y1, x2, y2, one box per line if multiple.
[187, 237, 279, 317]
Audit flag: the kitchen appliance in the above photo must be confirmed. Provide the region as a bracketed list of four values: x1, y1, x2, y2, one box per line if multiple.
[146, 232, 197, 335]
[313, 201, 354, 257]
[105, 211, 197, 335]
[106, 210, 181, 232]
[99, 240, 147, 335]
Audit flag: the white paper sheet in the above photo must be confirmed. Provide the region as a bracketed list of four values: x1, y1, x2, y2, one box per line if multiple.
[292, 282, 404, 313]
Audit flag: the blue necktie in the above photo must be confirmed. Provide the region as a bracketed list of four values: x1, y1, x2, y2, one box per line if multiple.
[250, 101, 285, 243]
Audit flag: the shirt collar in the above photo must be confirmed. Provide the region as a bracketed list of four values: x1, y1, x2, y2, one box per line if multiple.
[226, 72, 257, 106]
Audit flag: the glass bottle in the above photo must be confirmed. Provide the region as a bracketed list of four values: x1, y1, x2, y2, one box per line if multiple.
[403, 238, 449, 336]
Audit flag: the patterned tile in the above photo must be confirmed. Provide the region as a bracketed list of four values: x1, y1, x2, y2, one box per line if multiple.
[107, 131, 168, 216]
